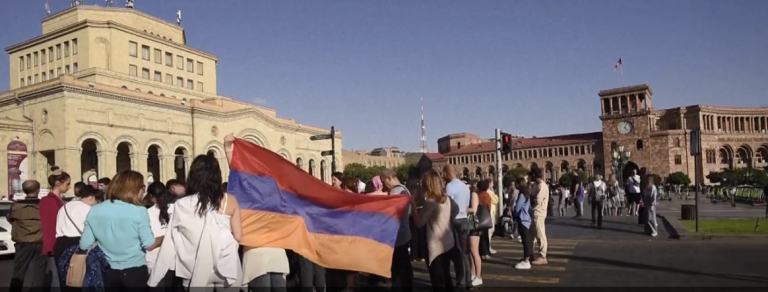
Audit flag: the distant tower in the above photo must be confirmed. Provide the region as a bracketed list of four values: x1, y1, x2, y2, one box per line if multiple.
[420, 97, 429, 153]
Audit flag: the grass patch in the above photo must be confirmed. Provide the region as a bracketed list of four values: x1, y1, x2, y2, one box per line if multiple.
[680, 219, 768, 234]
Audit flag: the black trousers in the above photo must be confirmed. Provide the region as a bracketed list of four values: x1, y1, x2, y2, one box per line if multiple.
[249, 272, 288, 292]
[104, 265, 149, 292]
[10, 242, 49, 292]
[516, 221, 533, 261]
[427, 250, 454, 292]
[390, 243, 414, 292]
[591, 201, 604, 228]
[450, 218, 471, 290]
[479, 229, 490, 256]
[298, 255, 326, 292]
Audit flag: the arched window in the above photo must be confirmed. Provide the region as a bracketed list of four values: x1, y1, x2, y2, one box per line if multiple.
[675, 138, 681, 147]
[636, 139, 644, 150]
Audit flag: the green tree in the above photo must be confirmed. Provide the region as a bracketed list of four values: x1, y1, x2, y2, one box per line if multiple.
[342, 163, 368, 180]
[394, 163, 415, 182]
[665, 171, 691, 186]
[558, 173, 572, 187]
[650, 174, 663, 186]
[502, 166, 529, 188]
[709, 168, 768, 186]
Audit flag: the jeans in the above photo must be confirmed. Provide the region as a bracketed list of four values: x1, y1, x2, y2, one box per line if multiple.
[574, 201, 584, 217]
[516, 221, 533, 261]
[10, 243, 48, 292]
[249, 272, 287, 292]
[390, 243, 414, 292]
[427, 250, 454, 292]
[450, 218, 471, 289]
[104, 265, 149, 292]
[298, 255, 326, 292]
[591, 201, 604, 228]
[645, 205, 658, 235]
[557, 202, 567, 217]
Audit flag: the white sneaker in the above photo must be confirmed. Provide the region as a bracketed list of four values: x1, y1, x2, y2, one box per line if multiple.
[471, 277, 483, 286]
[515, 261, 531, 270]
[517, 238, 522, 243]
[490, 248, 497, 254]
[651, 233, 658, 237]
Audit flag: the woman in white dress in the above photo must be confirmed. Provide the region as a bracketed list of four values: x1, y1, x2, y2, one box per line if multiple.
[148, 154, 243, 291]
[143, 181, 174, 274]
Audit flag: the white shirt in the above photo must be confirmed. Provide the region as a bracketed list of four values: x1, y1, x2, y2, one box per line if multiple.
[627, 175, 641, 194]
[56, 200, 91, 237]
[146, 205, 170, 273]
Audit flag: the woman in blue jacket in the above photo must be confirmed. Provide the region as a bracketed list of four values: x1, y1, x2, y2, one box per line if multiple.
[512, 177, 533, 270]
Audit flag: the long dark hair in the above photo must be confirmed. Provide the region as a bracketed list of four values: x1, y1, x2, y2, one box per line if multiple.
[145, 181, 171, 225]
[187, 155, 224, 217]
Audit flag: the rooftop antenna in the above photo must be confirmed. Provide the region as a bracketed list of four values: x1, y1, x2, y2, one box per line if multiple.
[176, 10, 182, 25]
[126, 0, 134, 9]
[45, 1, 50, 15]
[420, 97, 429, 153]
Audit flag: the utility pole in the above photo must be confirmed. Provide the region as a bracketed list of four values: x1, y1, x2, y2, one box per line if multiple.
[495, 129, 503, 219]
[690, 129, 702, 232]
[311, 126, 337, 174]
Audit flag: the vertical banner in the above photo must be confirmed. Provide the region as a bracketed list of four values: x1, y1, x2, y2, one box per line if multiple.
[7, 141, 29, 199]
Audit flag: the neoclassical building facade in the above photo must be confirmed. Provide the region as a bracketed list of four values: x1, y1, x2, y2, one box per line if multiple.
[0, 5, 340, 196]
[419, 84, 768, 184]
[342, 148, 406, 169]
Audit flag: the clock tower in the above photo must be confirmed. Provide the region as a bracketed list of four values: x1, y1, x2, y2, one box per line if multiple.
[599, 84, 653, 179]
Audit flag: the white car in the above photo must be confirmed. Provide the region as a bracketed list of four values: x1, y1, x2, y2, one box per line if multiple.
[0, 200, 16, 255]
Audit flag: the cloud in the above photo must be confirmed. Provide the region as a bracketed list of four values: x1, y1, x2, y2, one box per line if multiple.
[250, 97, 268, 105]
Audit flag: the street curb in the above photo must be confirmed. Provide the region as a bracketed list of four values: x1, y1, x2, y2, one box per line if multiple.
[657, 214, 768, 241]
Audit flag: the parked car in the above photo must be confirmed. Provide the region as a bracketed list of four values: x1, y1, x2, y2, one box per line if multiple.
[0, 200, 16, 255]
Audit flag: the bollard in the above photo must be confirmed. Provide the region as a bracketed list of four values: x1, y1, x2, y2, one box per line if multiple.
[755, 218, 760, 233]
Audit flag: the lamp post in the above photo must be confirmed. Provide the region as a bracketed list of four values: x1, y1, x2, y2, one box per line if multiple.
[611, 145, 632, 186]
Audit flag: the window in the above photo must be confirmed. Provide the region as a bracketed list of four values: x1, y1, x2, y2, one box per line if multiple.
[20, 78, 24, 87]
[165, 52, 173, 67]
[187, 58, 194, 73]
[197, 62, 203, 75]
[154, 71, 162, 82]
[56, 67, 61, 76]
[129, 41, 138, 57]
[154, 49, 162, 64]
[34, 52, 38, 67]
[141, 45, 150, 60]
[166, 74, 173, 85]
[73, 63, 78, 73]
[65, 65, 70, 74]
[197, 82, 203, 92]
[56, 44, 61, 59]
[41, 50, 46, 65]
[49, 70, 54, 78]
[34, 74, 39, 83]
[19, 56, 23, 71]
[42, 72, 47, 81]
[72, 39, 78, 55]
[187, 79, 193, 89]
[142, 68, 150, 79]
[176, 77, 183, 87]
[27, 76, 31, 85]
[64, 41, 70, 57]
[26, 54, 31, 69]
[48, 47, 54, 62]
[129, 65, 137, 76]
[674, 155, 682, 165]
[636, 139, 643, 150]
[177, 55, 183, 69]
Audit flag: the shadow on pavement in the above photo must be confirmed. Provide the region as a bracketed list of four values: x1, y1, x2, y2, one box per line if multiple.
[548, 220, 640, 236]
[551, 253, 768, 285]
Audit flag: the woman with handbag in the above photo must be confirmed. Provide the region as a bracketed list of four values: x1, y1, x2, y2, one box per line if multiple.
[467, 180, 484, 287]
[54, 183, 103, 291]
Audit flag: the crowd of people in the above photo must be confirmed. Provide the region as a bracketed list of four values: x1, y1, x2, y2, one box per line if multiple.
[6, 130, 662, 292]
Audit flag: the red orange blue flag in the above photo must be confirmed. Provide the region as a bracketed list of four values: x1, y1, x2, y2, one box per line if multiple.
[227, 138, 410, 277]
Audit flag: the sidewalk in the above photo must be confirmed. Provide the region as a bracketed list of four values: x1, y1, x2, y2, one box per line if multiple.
[545, 209, 666, 241]
[656, 196, 767, 220]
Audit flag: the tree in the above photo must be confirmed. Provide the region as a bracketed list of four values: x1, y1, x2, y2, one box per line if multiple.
[394, 163, 416, 182]
[502, 166, 530, 188]
[665, 171, 691, 186]
[650, 174, 663, 186]
[707, 168, 768, 186]
[343, 163, 368, 180]
[558, 174, 572, 188]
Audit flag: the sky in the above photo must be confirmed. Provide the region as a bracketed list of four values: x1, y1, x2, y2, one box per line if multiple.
[2, 0, 767, 152]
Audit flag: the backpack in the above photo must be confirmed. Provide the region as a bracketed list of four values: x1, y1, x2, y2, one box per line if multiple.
[590, 182, 606, 202]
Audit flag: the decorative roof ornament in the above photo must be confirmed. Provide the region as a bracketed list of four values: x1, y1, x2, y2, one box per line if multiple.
[126, 0, 134, 9]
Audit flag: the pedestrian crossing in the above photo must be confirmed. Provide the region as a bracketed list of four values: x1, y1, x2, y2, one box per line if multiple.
[412, 238, 578, 287]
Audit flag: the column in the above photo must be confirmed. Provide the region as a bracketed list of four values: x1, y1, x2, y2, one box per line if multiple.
[96, 150, 107, 179]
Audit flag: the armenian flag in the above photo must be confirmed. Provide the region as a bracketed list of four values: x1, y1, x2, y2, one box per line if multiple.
[227, 138, 409, 277]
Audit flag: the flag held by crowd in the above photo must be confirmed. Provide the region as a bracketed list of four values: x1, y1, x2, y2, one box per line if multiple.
[227, 138, 409, 277]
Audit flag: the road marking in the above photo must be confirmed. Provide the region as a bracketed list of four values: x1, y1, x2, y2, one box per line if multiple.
[494, 240, 579, 246]
[492, 248, 574, 256]
[492, 243, 578, 250]
[413, 269, 562, 284]
[482, 261, 567, 272]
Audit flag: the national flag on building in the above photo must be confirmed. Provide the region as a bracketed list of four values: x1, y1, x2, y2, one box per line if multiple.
[614, 58, 623, 71]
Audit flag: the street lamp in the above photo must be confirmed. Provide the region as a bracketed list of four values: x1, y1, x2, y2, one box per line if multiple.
[611, 145, 632, 186]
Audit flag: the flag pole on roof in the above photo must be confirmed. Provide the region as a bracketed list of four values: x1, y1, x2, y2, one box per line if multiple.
[613, 57, 624, 86]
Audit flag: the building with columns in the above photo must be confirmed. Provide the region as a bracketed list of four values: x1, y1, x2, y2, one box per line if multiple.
[418, 84, 768, 184]
[0, 4, 340, 197]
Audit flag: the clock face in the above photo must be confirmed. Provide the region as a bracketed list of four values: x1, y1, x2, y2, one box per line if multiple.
[618, 121, 633, 134]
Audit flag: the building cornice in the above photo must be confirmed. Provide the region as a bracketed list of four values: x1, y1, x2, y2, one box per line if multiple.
[598, 84, 652, 97]
[42, 6, 183, 36]
[599, 109, 651, 121]
[5, 20, 217, 60]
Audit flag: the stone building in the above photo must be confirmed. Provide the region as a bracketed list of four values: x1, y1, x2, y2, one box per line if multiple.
[342, 147, 406, 169]
[0, 5, 340, 196]
[419, 84, 768, 184]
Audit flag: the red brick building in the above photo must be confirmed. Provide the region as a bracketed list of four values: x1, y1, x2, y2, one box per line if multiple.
[418, 84, 768, 184]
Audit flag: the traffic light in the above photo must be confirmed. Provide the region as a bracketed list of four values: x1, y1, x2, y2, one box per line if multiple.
[501, 132, 513, 154]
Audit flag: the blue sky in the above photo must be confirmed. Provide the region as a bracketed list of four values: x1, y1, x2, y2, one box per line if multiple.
[2, 0, 767, 152]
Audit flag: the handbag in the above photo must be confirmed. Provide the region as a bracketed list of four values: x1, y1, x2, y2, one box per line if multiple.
[468, 204, 492, 231]
[63, 205, 94, 288]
